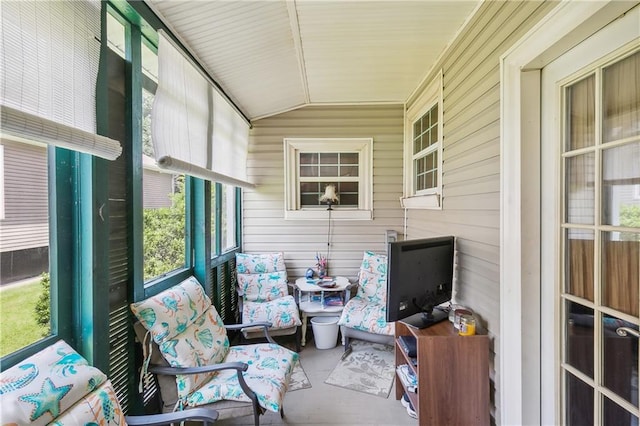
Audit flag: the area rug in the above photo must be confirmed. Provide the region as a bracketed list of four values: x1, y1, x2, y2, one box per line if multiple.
[324, 340, 395, 398]
[288, 359, 312, 391]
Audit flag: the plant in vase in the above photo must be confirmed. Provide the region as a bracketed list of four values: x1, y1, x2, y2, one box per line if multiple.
[316, 253, 327, 278]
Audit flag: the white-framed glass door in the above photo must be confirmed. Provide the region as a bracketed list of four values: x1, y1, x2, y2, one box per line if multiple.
[542, 12, 640, 424]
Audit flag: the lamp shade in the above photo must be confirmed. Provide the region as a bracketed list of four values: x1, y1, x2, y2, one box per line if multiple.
[319, 184, 339, 203]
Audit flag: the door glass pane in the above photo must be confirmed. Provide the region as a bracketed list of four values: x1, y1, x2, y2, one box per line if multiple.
[603, 395, 636, 425]
[601, 142, 640, 227]
[602, 313, 638, 406]
[566, 301, 594, 378]
[603, 51, 640, 142]
[566, 371, 594, 425]
[561, 49, 640, 426]
[565, 153, 595, 224]
[565, 74, 595, 151]
[565, 229, 594, 301]
[601, 231, 639, 316]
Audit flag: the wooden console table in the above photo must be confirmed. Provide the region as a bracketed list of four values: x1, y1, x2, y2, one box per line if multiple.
[395, 318, 490, 425]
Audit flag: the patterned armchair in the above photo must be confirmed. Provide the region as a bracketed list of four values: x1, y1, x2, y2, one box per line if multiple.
[130, 276, 298, 426]
[338, 251, 395, 355]
[235, 252, 302, 351]
[0, 339, 219, 425]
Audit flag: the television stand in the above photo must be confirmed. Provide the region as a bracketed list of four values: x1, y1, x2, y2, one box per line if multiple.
[395, 320, 489, 425]
[401, 308, 448, 329]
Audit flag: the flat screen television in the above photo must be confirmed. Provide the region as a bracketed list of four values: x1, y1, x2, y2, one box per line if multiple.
[386, 236, 455, 329]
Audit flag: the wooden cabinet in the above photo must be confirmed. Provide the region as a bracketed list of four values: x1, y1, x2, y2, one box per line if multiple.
[395, 319, 490, 426]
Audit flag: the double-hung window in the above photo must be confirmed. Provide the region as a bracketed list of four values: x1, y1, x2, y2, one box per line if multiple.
[284, 138, 373, 220]
[403, 71, 443, 209]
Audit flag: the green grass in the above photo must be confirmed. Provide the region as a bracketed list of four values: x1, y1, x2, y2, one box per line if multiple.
[0, 281, 49, 357]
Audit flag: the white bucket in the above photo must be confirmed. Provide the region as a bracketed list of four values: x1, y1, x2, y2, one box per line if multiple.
[311, 316, 340, 349]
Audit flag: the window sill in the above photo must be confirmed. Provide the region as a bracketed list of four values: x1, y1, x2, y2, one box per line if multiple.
[400, 194, 441, 209]
[284, 209, 372, 221]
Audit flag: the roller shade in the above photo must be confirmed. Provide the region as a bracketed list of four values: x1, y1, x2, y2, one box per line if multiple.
[0, 0, 121, 160]
[152, 31, 254, 189]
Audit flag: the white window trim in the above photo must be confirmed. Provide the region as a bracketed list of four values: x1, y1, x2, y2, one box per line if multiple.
[402, 69, 444, 209]
[500, 2, 633, 425]
[284, 138, 373, 220]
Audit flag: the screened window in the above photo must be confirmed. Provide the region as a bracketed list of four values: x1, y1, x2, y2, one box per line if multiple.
[0, 0, 108, 361]
[0, 140, 50, 356]
[220, 184, 237, 252]
[299, 152, 359, 208]
[284, 138, 373, 220]
[212, 183, 238, 255]
[403, 70, 443, 209]
[413, 104, 439, 192]
[113, 24, 188, 282]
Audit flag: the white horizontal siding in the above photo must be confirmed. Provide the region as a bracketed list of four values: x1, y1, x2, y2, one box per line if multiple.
[404, 1, 558, 423]
[244, 104, 404, 279]
[0, 140, 49, 252]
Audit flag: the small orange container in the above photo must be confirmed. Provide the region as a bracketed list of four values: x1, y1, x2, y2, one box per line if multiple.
[459, 314, 476, 336]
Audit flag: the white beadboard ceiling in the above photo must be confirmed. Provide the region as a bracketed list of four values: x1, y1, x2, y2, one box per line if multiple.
[146, 0, 480, 121]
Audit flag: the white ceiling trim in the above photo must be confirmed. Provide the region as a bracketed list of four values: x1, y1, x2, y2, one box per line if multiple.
[286, 1, 310, 105]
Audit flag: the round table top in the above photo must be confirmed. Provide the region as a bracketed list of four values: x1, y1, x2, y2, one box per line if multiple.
[294, 276, 350, 292]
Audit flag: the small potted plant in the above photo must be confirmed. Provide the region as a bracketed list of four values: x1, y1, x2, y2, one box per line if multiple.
[316, 253, 327, 278]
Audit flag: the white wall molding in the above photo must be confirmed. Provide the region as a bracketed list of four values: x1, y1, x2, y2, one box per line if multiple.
[499, 1, 634, 424]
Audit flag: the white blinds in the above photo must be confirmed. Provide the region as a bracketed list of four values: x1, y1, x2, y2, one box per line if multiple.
[0, 0, 122, 160]
[152, 31, 254, 189]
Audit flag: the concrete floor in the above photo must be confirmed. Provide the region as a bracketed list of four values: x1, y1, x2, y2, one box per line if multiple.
[215, 334, 417, 426]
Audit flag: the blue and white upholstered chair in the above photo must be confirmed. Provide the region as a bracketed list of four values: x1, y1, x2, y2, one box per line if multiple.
[338, 251, 395, 356]
[0, 339, 219, 425]
[235, 252, 302, 351]
[130, 276, 298, 426]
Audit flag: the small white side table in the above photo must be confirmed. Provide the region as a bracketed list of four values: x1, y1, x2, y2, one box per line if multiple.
[295, 276, 351, 347]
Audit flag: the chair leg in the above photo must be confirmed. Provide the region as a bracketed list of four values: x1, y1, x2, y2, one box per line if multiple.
[280, 406, 285, 418]
[295, 326, 301, 352]
[253, 402, 261, 426]
[341, 336, 352, 360]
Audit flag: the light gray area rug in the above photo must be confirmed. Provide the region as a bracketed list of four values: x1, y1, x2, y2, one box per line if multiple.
[324, 340, 395, 398]
[288, 359, 311, 391]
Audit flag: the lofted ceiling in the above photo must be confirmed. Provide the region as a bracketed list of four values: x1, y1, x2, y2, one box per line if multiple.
[146, 0, 480, 121]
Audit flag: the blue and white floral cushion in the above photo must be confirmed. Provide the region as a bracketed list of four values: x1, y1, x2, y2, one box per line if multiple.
[338, 251, 394, 336]
[0, 340, 124, 425]
[236, 252, 289, 302]
[185, 343, 297, 412]
[53, 380, 126, 425]
[242, 296, 301, 329]
[130, 276, 299, 413]
[236, 253, 301, 330]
